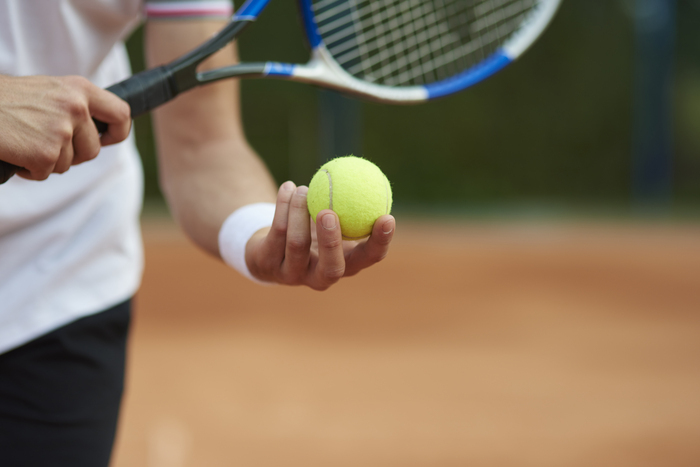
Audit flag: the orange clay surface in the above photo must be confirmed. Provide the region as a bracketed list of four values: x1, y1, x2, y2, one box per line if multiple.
[112, 217, 700, 467]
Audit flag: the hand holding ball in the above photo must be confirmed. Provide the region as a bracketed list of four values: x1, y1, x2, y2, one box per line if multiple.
[307, 156, 392, 240]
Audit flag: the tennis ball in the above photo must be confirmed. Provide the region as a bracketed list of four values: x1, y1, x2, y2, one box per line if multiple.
[307, 156, 392, 240]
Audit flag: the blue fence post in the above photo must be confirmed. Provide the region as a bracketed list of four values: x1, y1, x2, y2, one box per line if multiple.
[318, 90, 363, 165]
[632, 0, 676, 204]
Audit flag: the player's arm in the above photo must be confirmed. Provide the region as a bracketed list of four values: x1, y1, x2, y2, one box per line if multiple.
[0, 74, 131, 180]
[145, 17, 394, 289]
[145, 18, 277, 254]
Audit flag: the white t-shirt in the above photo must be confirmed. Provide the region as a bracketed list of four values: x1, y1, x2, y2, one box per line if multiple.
[0, 0, 233, 354]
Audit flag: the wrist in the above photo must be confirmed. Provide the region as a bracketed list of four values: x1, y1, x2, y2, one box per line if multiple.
[218, 202, 276, 285]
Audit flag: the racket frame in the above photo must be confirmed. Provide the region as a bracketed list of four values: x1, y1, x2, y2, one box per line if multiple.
[267, 0, 563, 102]
[202, 0, 563, 104]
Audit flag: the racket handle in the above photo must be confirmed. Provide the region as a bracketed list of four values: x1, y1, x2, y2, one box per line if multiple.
[0, 161, 21, 184]
[94, 65, 176, 133]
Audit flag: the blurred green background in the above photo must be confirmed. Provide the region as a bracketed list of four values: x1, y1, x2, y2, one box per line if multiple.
[127, 0, 700, 214]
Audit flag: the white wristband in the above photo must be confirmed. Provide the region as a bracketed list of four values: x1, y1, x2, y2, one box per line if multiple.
[218, 202, 276, 285]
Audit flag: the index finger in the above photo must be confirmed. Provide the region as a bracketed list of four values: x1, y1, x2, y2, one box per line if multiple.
[86, 86, 132, 146]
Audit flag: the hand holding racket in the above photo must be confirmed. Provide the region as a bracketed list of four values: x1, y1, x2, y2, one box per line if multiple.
[0, 0, 561, 184]
[0, 75, 131, 183]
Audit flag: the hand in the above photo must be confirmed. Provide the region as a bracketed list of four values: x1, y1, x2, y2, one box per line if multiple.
[245, 181, 396, 290]
[0, 75, 131, 180]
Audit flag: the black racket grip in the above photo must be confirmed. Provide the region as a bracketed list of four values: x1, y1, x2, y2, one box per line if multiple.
[94, 65, 176, 133]
[0, 161, 21, 184]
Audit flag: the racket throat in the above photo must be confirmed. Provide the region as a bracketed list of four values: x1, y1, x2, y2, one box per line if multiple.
[169, 18, 256, 93]
[282, 48, 427, 103]
[198, 63, 268, 83]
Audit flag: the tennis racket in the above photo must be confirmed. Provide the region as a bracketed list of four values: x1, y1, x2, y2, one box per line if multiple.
[0, 0, 561, 184]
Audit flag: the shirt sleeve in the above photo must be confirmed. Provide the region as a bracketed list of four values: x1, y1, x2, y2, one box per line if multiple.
[144, 0, 234, 20]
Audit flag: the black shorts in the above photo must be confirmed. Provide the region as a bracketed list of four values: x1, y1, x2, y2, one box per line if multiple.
[0, 299, 131, 467]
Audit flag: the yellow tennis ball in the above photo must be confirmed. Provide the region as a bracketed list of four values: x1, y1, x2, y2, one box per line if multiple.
[307, 156, 392, 240]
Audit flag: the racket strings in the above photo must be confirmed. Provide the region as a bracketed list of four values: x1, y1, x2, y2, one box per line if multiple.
[311, 0, 538, 87]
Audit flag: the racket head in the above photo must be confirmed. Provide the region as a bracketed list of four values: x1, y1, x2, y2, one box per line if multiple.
[280, 0, 562, 103]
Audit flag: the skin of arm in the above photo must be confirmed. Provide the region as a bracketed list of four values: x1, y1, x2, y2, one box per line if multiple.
[0, 75, 131, 180]
[146, 20, 276, 255]
[146, 19, 395, 290]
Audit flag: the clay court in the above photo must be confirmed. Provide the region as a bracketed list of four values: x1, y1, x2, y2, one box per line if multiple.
[112, 217, 700, 467]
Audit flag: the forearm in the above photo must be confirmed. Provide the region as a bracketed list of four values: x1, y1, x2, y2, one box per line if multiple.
[147, 20, 277, 257]
[154, 122, 276, 257]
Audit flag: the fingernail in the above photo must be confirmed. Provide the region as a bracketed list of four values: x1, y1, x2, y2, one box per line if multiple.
[382, 219, 395, 234]
[281, 181, 295, 192]
[296, 186, 308, 196]
[322, 213, 336, 230]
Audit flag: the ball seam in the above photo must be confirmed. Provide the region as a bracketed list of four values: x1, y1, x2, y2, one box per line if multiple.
[323, 169, 333, 210]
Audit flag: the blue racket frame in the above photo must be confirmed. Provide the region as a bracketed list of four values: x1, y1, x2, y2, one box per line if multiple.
[237, 0, 560, 101]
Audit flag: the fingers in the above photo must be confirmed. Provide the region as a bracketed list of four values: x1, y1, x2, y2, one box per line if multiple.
[71, 119, 101, 166]
[254, 181, 296, 278]
[12, 76, 129, 180]
[343, 215, 395, 277]
[312, 210, 346, 289]
[54, 141, 75, 174]
[19, 140, 70, 180]
[281, 186, 312, 283]
[87, 86, 132, 146]
[15, 167, 36, 180]
[247, 182, 394, 290]
[45, 80, 129, 174]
